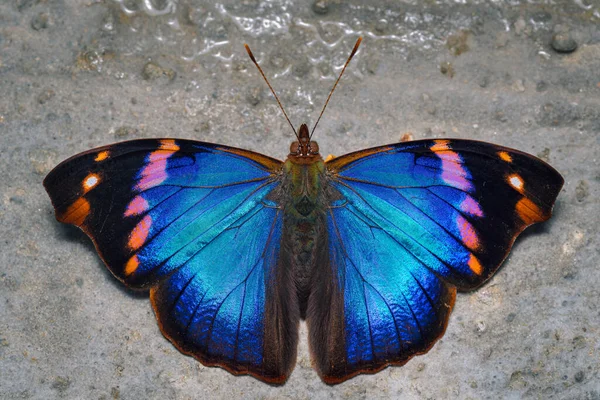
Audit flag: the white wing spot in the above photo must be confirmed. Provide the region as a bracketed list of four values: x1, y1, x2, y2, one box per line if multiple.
[83, 174, 100, 191]
[508, 174, 524, 192]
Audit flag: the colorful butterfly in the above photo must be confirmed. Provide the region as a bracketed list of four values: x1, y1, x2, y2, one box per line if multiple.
[44, 38, 563, 384]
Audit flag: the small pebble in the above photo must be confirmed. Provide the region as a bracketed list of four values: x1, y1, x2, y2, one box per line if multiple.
[531, 11, 552, 23]
[366, 54, 380, 75]
[400, 132, 414, 142]
[537, 148, 550, 162]
[186, 5, 204, 26]
[495, 32, 509, 48]
[536, 81, 548, 92]
[575, 180, 589, 202]
[551, 32, 577, 53]
[574, 371, 585, 383]
[75, 50, 103, 72]
[142, 61, 176, 81]
[114, 126, 139, 138]
[270, 52, 286, 69]
[292, 59, 311, 78]
[375, 19, 388, 34]
[512, 79, 525, 92]
[17, 0, 37, 12]
[440, 62, 455, 78]
[312, 0, 329, 15]
[478, 75, 490, 88]
[475, 320, 486, 334]
[31, 13, 48, 31]
[446, 30, 470, 56]
[246, 86, 263, 106]
[37, 89, 55, 104]
[514, 17, 526, 36]
[102, 11, 115, 32]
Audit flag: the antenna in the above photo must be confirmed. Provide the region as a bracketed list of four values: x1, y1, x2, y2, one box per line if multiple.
[244, 44, 299, 140]
[310, 36, 362, 139]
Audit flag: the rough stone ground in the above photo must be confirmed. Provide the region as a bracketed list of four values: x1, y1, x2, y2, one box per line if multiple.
[0, 0, 598, 399]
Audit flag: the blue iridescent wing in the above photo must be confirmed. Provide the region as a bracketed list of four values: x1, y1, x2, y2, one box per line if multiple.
[44, 139, 299, 383]
[308, 139, 563, 383]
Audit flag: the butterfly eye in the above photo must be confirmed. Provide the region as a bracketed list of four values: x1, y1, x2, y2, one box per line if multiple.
[290, 142, 300, 154]
[309, 141, 319, 154]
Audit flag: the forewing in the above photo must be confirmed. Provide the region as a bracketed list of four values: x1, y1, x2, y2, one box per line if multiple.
[308, 139, 563, 383]
[44, 139, 299, 383]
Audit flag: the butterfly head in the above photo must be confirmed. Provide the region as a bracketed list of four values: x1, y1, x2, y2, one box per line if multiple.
[290, 123, 320, 158]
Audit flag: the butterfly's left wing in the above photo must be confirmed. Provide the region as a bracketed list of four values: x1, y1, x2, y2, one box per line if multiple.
[308, 139, 563, 384]
[44, 139, 299, 383]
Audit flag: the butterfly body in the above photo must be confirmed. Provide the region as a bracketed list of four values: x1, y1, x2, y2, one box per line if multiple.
[279, 123, 331, 317]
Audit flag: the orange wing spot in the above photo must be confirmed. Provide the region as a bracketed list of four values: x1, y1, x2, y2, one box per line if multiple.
[498, 151, 512, 163]
[82, 173, 100, 193]
[95, 151, 110, 162]
[516, 197, 545, 225]
[431, 140, 451, 152]
[60, 197, 90, 226]
[128, 214, 152, 251]
[124, 255, 139, 276]
[159, 139, 180, 152]
[507, 174, 524, 193]
[468, 254, 483, 275]
[324, 154, 336, 162]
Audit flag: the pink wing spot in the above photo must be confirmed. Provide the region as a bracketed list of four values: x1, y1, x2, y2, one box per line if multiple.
[125, 195, 149, 217]
[136, 174, 168, 191]
[441, 173, 472, 191]
[128, 214, 152, 251]
[437, 152, 472, 191]
[507, 174, 525, 193]
[430, 141, 473, 191]
[460, 195, 483, 217]
[468, 254, 483, 275]
[457, 215, 479, 251]
[135, 146, 179, 191]
[140, 158, 168, 177]
[147, 151, 174, 164]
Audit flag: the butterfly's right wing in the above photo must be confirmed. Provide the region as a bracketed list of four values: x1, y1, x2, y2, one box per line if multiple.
[308, 139, 563, 383]
[44, 139, 299, 383]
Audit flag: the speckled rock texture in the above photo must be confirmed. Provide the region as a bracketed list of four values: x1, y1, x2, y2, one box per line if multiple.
[1, 1, 598, 399]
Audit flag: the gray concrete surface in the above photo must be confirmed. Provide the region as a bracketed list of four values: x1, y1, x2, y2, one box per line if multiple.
[1, 0, 599, 399]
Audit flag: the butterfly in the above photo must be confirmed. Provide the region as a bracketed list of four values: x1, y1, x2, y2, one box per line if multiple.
[44, 38, 563, 384]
